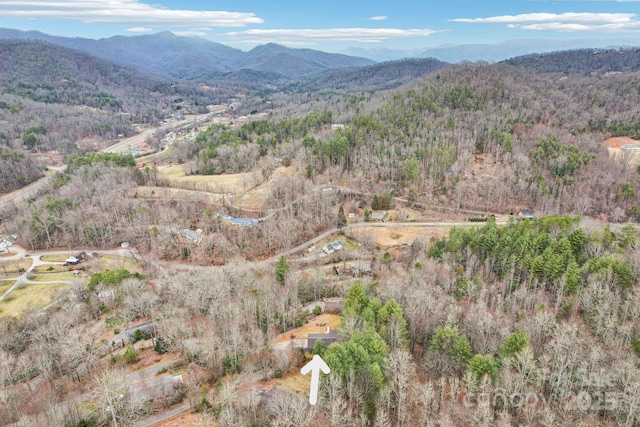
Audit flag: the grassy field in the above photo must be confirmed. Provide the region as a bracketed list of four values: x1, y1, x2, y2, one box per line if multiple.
[29, 271, 77, 282]
[158, 164, 259, 193]
[0, 281, 15, 295]
[93, 254, 144, 275]
[273, 371, 312, 394]
[33, 264, 72, 273]
[0, 259, 32, 277]
[0, 283, 70, 318]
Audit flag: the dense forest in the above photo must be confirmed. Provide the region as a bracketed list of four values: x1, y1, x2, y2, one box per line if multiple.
[504, 47, 640, 75]
[2, 215, 639, 425]
[187, 61, 640, 222]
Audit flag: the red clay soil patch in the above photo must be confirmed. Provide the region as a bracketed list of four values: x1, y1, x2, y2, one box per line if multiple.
[606, 136, 639, 148]
[275, 313, 341, 344]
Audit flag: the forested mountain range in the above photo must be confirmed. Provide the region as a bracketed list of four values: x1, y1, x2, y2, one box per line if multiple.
[342, 37, 640, 63]
[0, 39, 222, 146]
[289, 58, 448, 93]
[0, 36, 443, 194]
[0, 28, 372, 80]
[504, 47, 640, 75]
[1, 39, 180, 109]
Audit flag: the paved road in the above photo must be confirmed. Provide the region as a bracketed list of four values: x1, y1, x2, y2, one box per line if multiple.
[135, 402, 191, 427]
[0, 171, 57, 218]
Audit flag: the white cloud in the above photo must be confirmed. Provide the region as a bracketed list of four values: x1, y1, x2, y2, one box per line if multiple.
[369, 16, 388, 21]
[172, 30, 209, 37]
[452, 12, 640, 32]
[222, 28, 437, 44]
[127, 27, 153, 33]
[0, 0, 263, 27]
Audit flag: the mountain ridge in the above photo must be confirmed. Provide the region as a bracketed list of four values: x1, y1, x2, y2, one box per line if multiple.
[0, 28, 372, 80]
[341, 37, 640, 63]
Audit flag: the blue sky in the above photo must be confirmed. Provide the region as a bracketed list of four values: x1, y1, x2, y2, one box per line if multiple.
[1, 0, 640, 51]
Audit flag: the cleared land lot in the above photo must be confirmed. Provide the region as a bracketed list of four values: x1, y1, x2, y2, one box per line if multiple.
[606, 136, 640, 169]
[0, 258, 32, 277]
[0, 283, 70, 318]
[158, 163, 260, 194]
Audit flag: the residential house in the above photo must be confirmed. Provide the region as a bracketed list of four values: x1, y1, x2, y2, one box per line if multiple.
[517, 211, 535, 220]
[306, 327, 339, 351]
[323, 240, 343, 255]
[64, 252, 86, 266]
[370, 211, 387, 221]
[230, 218, 259, 227]
[182, 229, 202, 244]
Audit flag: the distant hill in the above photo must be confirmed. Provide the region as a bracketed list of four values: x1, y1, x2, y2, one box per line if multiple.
[503, 48, 640, 75]
[0, 39, 219, 111]
[233, 43, 373, 79]
[342, 38, 640, 63]
[0, 28, 372, 80]
[294, 57, 448, 93]
[81, 31, 245, 80]
[0, 39, 222, 151]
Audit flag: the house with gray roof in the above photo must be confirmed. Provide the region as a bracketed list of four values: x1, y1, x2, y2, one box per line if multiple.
[306, 327, 339, 351]
[370, 211, 386, 221]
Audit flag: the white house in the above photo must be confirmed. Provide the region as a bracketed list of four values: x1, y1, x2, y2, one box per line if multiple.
[370, 211, 386, 221]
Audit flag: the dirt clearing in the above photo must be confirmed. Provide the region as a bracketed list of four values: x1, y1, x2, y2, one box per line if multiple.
[275, 313, 341, 344]
[354, 226, 447, 248]
[605, 136, 640, 169]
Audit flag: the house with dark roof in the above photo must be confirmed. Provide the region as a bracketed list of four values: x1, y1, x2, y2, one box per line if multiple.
[323, 240, 344, 254]
[306, 327, 339, 351]
[324, 298, 344, 313]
